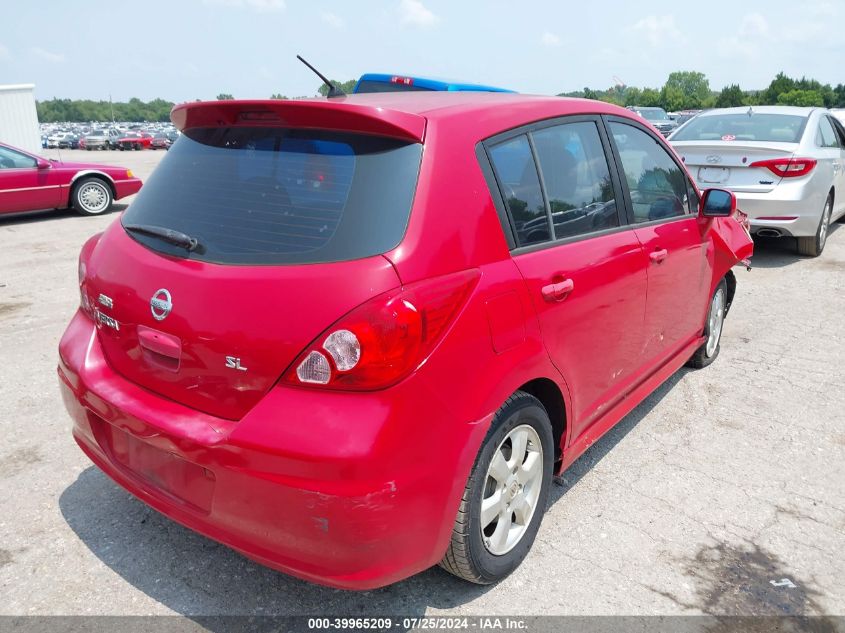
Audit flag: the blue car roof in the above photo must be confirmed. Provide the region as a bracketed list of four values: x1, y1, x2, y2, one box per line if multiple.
[353, 73, 515, 93]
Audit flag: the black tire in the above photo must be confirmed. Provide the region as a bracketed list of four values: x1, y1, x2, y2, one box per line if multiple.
[687, 278, 728, 369]
[797, 194, 832, 257]
[134, 143, 141, 151]
[439, 391, 554, 584]
[71, 177, 113, 216]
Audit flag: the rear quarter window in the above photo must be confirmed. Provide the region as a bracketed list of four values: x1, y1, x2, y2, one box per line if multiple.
[487, 135, 550, 247]
[120, 127, 423, 265]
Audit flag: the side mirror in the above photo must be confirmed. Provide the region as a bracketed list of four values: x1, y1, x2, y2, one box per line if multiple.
[700, 188, 736, 217]
[36, 158, 51, 170]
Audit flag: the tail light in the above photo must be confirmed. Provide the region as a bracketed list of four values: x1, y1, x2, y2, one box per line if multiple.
[749, 157, 817, 178]
[283, 269, 480, 391]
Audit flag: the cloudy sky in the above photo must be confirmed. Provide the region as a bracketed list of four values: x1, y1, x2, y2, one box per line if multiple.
[0, 0, 842, 102]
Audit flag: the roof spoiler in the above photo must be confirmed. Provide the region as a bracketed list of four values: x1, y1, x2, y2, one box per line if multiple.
[171, 99, 426, 143]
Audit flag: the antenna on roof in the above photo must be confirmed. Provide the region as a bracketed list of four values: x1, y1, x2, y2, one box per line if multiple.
[296, 55, 345, 98]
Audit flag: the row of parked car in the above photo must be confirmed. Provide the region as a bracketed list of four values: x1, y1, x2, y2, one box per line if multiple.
[42, 126, 179, 151]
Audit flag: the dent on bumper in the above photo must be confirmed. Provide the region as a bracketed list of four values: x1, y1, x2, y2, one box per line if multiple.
[58, 311, 485, 589]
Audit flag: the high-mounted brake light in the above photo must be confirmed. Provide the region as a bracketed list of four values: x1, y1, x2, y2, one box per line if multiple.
[390, 76, 414, 86]
[238, 111, 281, 122]
[284, 269, 480, 391]
[749, 157, 817, 178]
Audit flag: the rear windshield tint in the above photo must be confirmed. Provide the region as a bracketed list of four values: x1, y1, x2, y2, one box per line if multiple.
[121, 127, 422, 265]
[355, 80, 433, 93]
[672, 113, 807, 143]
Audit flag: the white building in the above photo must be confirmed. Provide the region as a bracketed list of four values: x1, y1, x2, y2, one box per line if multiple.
[0, 84, 41, 154]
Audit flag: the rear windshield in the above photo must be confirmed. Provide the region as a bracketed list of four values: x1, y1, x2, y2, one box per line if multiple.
[121, 127, 422, 265]
[355, 80, 433, 94]
[671, 113, 807, 143]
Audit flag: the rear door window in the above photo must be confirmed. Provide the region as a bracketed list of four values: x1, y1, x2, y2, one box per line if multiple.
[531, 121, 618, 239]
[121, 127, 422, 265]
[817, 116, 839, 148]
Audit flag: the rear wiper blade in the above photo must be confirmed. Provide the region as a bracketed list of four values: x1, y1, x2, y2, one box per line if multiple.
[124, 224, 200, 252]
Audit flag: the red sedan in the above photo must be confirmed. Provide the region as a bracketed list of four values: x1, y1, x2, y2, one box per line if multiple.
[115, 132, 153, 151]
[59, 94, 752, 589]
[0, 142, 142, 215]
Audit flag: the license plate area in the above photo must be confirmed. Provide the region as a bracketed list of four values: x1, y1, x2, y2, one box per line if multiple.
[90, 413, 215, 514]
[698, 167, 729, 184]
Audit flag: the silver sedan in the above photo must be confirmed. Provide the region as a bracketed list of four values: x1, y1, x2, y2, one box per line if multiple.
[669, 105, 845, 256]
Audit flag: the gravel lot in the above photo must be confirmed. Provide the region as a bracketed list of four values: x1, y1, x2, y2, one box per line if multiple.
[1, 149, 843, 618]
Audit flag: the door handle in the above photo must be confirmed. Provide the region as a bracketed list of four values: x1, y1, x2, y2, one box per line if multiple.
[649, 248, 668, 264]
[541, 278, 574, 302]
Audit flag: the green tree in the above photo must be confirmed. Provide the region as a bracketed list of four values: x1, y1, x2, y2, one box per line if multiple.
[662, 71, 710, 109]
[833, 84, 845, 108]
[623, 87, 642, 106]
[715, 84, 745, 108]
[582, 87, 598, 101]
[661, 85, 686, 111]
[216, 93, 234, 100]
[776, 89, 825, 107]
[762, 72, 795, 104]
[317, 79, 357, 96]
[36, 97, 174, 122]
[269, 93, 288, 100]
[639, 88, 662, 107]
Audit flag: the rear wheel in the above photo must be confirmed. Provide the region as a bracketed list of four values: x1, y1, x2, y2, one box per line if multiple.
[687, 278, 727, 369]
[439, 391, 553, 584]
[797, 195, 832, 257]
[72, 177, 113, 216]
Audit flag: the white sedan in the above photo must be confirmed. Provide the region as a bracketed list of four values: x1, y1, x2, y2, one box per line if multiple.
[669, 106, 845, 256]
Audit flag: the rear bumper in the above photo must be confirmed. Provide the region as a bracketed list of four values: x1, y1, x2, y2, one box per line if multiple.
[734, 182, 826, 238]
[58, 310, 486, 589]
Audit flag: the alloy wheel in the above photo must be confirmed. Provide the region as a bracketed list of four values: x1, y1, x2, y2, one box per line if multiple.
[819, 198, 832, 251]
[705, 287, 726, 358]
[480, 424, 543, 556]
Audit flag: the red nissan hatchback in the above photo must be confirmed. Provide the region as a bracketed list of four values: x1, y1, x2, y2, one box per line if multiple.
[58, 93, 753, 589]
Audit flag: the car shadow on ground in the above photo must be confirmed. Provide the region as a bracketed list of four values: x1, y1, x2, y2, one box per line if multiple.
[748, 223, 842, 269]
[59, 468, 494, 621]
[59, 369, 687, 623]
[547, 369, 686, 505]
[0, 204, 127, 227]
